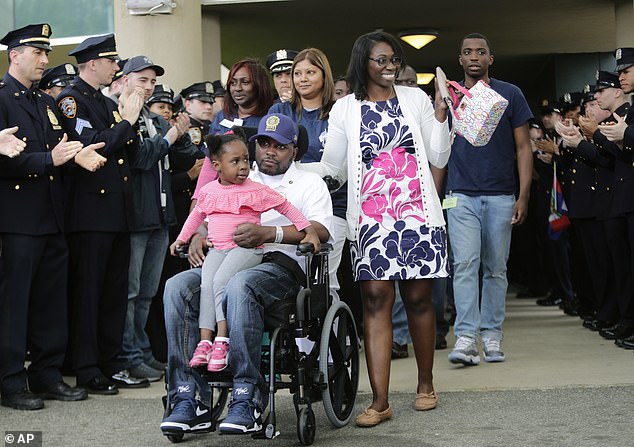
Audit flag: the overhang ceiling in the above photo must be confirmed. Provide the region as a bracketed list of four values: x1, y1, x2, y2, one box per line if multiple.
[203, 0, 617, 102]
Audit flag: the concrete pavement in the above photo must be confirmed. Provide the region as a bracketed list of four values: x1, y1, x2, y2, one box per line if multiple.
[1, 293, 632, 446]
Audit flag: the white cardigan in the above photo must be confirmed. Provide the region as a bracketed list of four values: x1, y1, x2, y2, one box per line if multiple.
[299, 85, 451, 241]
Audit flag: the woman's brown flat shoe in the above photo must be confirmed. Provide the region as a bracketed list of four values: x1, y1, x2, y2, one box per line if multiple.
[415, 390, 438, 411]
[355, 405, 393, 427]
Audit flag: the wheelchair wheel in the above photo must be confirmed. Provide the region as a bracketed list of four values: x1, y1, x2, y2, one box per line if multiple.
[297, 407, 316, 446]
[319, 300, 359, 427]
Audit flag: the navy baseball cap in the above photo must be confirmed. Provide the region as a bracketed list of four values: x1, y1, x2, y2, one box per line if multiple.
[249, 113, 298, 145]
[123, 55, 165, 76]
[1, 23, 52, 51]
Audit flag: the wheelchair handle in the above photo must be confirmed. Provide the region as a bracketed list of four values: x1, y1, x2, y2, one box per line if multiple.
[296, 242, 332, 255]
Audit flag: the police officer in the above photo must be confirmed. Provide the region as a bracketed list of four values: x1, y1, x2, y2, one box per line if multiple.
[266, 48, 298, 102]
[596, 48, 634, 347]
[38, 63, 77, 99]
[148, 84, 175, 122]
[0, 23, 103, 410]
[57, 34, 148, 394]
[180, 81, 214, 150]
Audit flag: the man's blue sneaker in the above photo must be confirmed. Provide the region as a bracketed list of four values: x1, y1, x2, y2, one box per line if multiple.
[160, 383, 211, 433]
[448, 335, 480, 365]
[219, 383, 263, 434]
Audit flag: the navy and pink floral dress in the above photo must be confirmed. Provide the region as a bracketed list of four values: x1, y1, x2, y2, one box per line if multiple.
[350, 97, 448, 281]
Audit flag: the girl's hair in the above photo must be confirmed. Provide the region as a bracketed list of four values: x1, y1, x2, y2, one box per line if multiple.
[346, 31, 405, 101]
[204, 127, 248, 161]
[289, 48, 336, 120]
[223, 58, 274, 118]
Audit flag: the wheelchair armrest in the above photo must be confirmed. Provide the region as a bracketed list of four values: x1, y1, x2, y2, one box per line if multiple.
[296, 242, 332, 256]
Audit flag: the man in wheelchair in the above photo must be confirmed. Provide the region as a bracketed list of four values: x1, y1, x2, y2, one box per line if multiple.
[160, 114, 333, 436]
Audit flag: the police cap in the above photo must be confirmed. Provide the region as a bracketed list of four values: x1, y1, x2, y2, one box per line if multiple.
[1, 23, 52, 51]
[148, 84, 174, 105]
[69, 34, 119, 64]
[180, 82, 214, 103]
[595, 70, 619, 91]
[40, 63, 77, 89]
[266, 49, 298, 73]
[211, 80, 226, 97]
[615, 47, 634, 72]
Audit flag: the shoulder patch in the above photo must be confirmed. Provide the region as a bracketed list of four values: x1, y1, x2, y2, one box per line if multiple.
[58, 96, 77, 119]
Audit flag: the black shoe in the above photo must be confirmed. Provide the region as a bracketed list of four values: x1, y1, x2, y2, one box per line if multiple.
[1, 389, 44, 410]
[615, 333, 634, 349]
[562, 301, 579, 317]
[111, 370, 150, 388]
[31, 381, 87, 401]
[391, 342, 409, 359]
[435, 334, 448, 350]
[600, 323, 634, 340]
[78, 375, 119, 395]
[536, 295, 562, 307]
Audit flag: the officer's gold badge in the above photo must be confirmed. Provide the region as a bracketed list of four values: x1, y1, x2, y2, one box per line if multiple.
[47, 106, 62, 130]
[189, 127, 201, 145]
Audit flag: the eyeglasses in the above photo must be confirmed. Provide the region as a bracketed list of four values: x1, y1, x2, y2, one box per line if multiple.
[368, 56, 402, 67]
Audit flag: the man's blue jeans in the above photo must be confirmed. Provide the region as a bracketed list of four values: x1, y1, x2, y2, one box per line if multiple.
[225, 262, 301, 408]
[120, 226, 169, 369]
[164, 268, 211, 405]
[164, 261, 301, 408]
[447, 194, 514, 341]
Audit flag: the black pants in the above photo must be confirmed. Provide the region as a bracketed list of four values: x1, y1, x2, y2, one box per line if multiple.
[67, 232, 130, 383]
[603, 216, 634, 324]
[0, 233, 68, 394]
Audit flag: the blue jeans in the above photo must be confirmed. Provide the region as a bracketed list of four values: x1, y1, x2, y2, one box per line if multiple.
[120, 226, 169, 369]
[447, 194, 514, 341]
[392, 278, 449, 345]
[164, 268, 211, 405]
[225, 262, 301, 408]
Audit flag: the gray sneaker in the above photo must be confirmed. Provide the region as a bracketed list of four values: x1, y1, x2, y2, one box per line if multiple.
[129, 363, 163, 382]
[447, 336, 480, 365]
[146, 357, 167, 371]
[482, 338, 505, 362]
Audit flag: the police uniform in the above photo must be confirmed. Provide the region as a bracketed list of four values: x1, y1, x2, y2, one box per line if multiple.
[57, 34, 139, 390]
[0, 24, 86, 409]
[266, 49, 298, 103]
[180, 81, 214, 150]
[588, 65, 634, 338]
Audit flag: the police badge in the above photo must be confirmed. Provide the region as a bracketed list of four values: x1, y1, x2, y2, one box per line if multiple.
[189, 127, 202, 145]
[47, 106, 62, 130]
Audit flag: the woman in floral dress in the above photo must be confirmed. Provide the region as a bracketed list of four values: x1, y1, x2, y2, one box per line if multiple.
[299, 31, 451, 427]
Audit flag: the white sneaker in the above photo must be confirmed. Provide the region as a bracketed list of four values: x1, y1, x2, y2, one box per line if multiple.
[482, 338, 505, 362]
[447, 336, 480, 365]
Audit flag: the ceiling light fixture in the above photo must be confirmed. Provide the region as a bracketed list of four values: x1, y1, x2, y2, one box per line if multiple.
[416, 72, 435, 85]
[398, 29, 439, 50]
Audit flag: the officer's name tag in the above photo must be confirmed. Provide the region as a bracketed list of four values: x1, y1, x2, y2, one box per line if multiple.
[219, 118, 244, 128]
[442, 197, 458, 209]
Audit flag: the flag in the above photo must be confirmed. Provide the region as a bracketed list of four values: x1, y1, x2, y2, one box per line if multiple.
[548, 161, 571, 240]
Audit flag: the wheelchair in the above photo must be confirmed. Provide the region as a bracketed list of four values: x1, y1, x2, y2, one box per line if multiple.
[162, 242, 360, 445]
